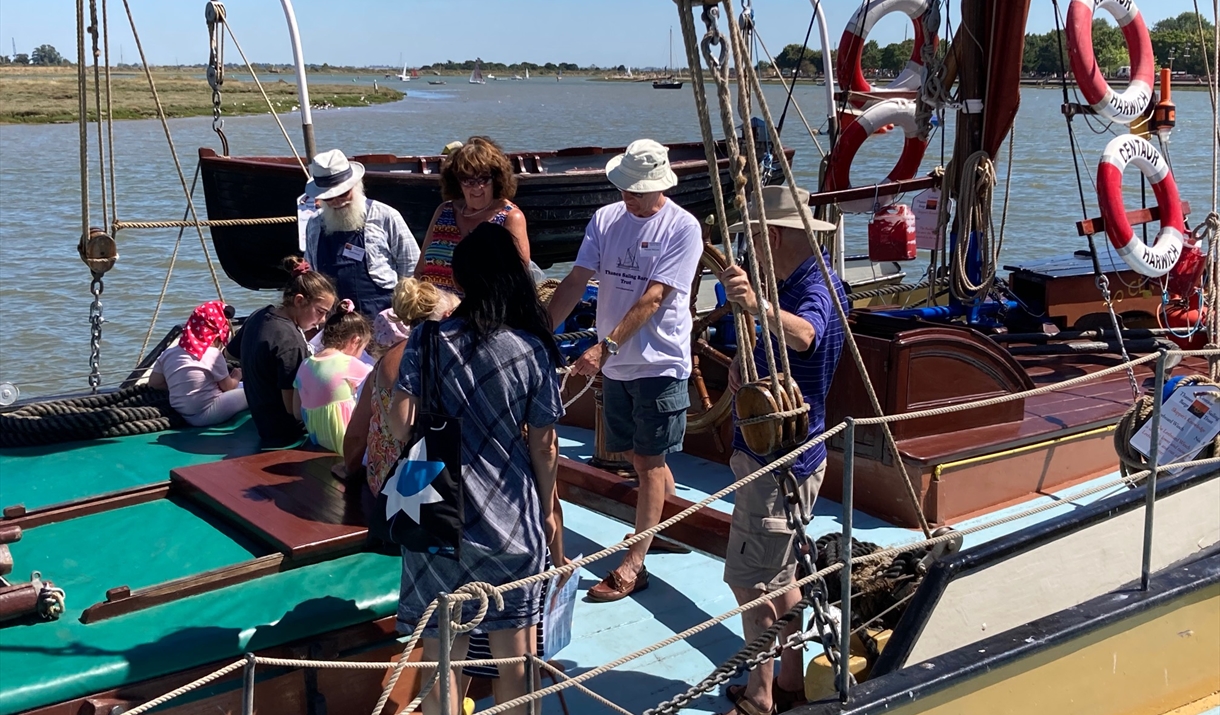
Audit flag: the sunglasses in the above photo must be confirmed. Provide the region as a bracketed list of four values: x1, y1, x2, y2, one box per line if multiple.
[460, 175, 493, 188]
[620, 189, 648, 198]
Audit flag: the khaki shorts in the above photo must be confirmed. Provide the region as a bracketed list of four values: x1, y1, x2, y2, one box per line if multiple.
[723, 451, 825, 592]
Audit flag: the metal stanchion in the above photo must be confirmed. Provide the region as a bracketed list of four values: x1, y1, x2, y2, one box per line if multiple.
[1141, 350, 1168, 590]
[242, 652, 256, 715]
[525, 652, 538, 715]
[438, 593, 453, 715]
[839, 418, 855, 702]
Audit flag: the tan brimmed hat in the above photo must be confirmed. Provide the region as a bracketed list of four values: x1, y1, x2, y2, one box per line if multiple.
[306, 149, 365, 200]
[605, 139, 679, 193]
[727, 185, 836, 233]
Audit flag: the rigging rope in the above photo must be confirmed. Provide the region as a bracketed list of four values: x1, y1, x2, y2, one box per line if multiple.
[76, 0, 90, 246]
[119, 0, 225, 304]
[715, 0, 934, 538]
[132, 165, 200, 365]
[102, 0, 118, 226]
[775, 6, 817, 137]
[726, 3, 795, 395]
[222, 22, 310, 175]
[675, 1, 758, 385]
[754, 32, 826, 158]
[88, 0, 109, 232]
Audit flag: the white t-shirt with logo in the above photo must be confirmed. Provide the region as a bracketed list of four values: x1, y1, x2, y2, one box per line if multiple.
[574, 199, 703, 381]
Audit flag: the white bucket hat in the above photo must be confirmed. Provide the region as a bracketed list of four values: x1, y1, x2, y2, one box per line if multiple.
[306, 149, 366, 200]
[727, 185, 836, 233]
[605, 139, 679, 193]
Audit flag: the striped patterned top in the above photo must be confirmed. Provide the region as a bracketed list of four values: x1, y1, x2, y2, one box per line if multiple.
[420, 201, 514, 294]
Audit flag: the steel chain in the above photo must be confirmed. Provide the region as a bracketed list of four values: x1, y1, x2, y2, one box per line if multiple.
[782, 469, 847, 680]
[206, 2, 229, 154]
[1096, 274, 1141, 401]
[645, 471, 845, 715]
[88, 275, 105, 393]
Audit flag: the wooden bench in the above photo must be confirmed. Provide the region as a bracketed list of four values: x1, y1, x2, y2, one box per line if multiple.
[172, 449, 367, 558]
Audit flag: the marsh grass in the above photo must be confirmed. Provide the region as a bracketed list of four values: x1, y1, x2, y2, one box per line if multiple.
[0, 67, 403, 124]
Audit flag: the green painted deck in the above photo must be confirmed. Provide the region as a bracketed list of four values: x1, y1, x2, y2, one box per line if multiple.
[0, 417, 401, 714]
[0, 415, 263, 512]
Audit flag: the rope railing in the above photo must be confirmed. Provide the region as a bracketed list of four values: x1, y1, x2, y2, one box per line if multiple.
[116, 352, 1220, 715]
[114, 216, 296, 230]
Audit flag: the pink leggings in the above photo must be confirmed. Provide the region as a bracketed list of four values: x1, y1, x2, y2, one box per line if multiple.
[182, 389, 249, 427]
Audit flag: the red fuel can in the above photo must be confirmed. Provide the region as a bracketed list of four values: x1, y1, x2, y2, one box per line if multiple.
[868, 204, 917, 261]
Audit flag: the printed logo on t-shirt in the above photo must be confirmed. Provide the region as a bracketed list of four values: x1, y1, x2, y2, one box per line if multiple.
[616, 246, 641, 271]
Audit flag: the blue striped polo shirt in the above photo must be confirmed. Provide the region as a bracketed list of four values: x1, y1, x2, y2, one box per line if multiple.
[732, 252, 848, 478]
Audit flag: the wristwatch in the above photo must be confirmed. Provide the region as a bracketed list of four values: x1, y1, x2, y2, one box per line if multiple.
[601, 337, 620, 356]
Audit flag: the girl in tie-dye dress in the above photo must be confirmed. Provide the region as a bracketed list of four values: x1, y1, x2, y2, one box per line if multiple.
[293, 300, 373, 453]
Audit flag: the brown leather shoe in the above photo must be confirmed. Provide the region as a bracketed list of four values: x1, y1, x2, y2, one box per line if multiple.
[587, 566, 649, 602]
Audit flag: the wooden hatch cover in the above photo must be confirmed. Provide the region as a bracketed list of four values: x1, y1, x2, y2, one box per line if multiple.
[171, 449, 367, 558]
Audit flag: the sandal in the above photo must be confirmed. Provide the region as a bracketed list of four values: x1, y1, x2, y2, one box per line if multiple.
[718, 696, 774, 715]
[726, 684, 805, 714]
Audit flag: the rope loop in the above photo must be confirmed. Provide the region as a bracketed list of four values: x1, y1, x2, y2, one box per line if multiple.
[450, 582, 503, 634]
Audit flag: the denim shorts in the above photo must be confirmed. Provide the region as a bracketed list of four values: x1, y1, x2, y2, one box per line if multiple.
[602, 376, 689, 456]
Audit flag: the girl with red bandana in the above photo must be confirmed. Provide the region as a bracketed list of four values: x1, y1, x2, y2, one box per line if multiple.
[150, 300, 248, 427]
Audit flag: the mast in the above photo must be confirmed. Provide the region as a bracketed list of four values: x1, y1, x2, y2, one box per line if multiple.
[669, 26, 674, 77]
[279, 0, 315, 159]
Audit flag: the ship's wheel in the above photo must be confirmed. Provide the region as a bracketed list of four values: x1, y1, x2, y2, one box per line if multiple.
[686, 243, 741, 435]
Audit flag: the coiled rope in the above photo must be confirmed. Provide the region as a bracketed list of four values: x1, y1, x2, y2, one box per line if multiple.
[949, 150, 999, 302]
[0, 385, 184, 448]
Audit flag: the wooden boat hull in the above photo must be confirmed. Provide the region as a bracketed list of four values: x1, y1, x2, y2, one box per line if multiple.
[800, 468, 1220, 715]
[198, 142, 793, 290]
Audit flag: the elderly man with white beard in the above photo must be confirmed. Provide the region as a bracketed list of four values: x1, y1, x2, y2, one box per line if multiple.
[304, 149, 421, 318]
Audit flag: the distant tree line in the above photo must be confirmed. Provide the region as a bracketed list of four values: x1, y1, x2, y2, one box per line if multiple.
[1, 44, 67, 65]
[765, 11, 1215, 79]
[1023, 12, 1215, 77]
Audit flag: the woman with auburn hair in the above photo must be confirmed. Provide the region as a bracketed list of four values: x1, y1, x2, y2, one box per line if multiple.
[416, 136, 530, 294]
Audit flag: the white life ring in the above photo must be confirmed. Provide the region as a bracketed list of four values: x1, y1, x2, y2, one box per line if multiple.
[827, 100, 928, 214]
[1096, 134, 1185, 277]
[836, 0, 935, 104]
[1066, 0, 1154, 124]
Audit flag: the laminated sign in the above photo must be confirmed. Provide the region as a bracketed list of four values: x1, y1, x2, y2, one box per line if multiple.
[543, 555, 581, 660]
[1130, 385, 1220, 465]
[297, 194, 321, 251]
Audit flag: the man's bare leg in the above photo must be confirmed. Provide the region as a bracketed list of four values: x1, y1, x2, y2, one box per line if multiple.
[726, 585, 803, 713]
[614, 451, 674, 579]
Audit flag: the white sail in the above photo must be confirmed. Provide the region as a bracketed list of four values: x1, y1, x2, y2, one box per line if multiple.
[469, 59, 485, 84]
[525, 68, 530, 79]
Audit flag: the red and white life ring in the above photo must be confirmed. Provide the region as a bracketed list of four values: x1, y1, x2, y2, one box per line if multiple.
[827, 99, 928, 214]
[1066, 0, 1154, 124]
[1097, 134, 1185, 278]
[836, 0, 936, 105]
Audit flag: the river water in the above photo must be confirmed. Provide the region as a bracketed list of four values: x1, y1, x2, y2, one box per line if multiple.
[0, 77, 1217, 398]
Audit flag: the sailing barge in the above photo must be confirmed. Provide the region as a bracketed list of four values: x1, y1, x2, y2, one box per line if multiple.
[4, 0, 1220, 712]
[199, 141, 793, 290]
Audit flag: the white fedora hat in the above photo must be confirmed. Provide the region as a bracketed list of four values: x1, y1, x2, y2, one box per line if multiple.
[727, 185, 836, 233]
[306, 149, 366, 200]
[605, 139, 679, 193]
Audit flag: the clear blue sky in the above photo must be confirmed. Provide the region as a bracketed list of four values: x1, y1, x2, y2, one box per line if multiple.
[0, 0, 1206, 68]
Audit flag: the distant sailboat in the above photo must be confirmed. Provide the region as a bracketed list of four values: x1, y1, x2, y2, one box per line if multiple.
[396, 63, 411, 82]
[469, 58, 486, 85]
[653, 27, 683, 89]
[525, 68, 530, 80]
